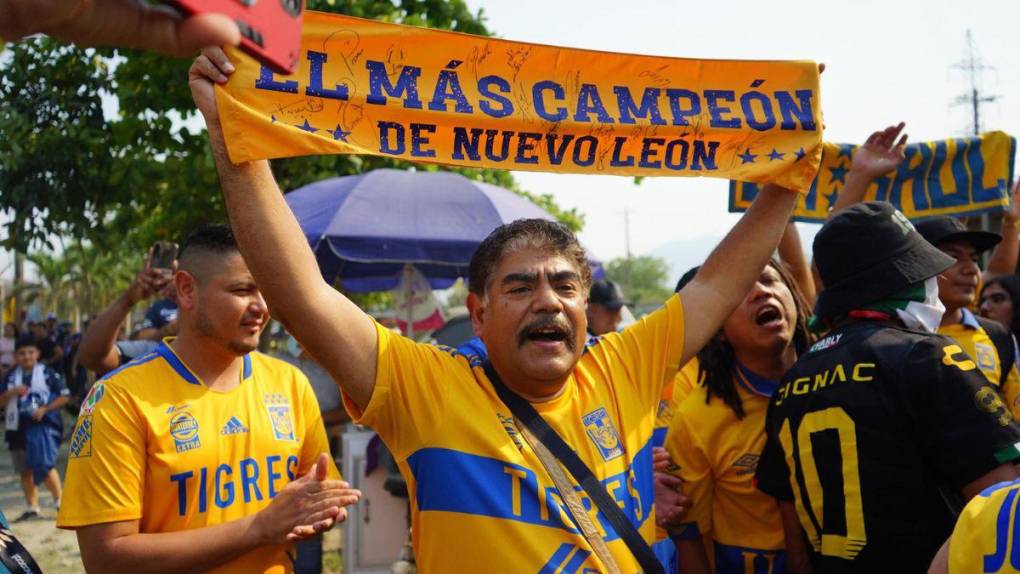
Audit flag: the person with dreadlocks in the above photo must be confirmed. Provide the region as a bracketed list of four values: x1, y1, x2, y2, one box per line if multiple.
[662, 258, 812, 573]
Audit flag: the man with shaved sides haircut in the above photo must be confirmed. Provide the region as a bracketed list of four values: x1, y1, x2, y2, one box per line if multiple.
[58, 224, 361, 574]
[190, 46, 802, 573]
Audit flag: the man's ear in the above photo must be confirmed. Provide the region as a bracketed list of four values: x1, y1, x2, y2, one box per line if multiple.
[466, 291, 485, 338]
[174, 270, 198, 311]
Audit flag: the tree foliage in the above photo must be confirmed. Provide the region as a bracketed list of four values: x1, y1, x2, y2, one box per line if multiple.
[0, 0, 582, 261]
[16, 244, 138, 324]
[604, 255, 672, 306]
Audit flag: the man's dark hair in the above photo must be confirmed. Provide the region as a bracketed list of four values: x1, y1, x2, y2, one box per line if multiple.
[468, 219, 591, 296]
[674, 266, 701, 293]
[180, 224, 239, 258]
[178, 224, 241, 281]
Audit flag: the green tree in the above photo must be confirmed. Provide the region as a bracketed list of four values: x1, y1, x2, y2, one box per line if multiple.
[0, 40, 130, 252]
[1, 0, 583, 260]
[604, 255, 672, 306]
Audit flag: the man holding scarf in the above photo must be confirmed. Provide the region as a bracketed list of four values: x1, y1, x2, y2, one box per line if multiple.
[0, 336, 69, 523]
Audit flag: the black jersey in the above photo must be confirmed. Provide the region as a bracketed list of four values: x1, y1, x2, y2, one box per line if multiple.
[755, 320, 1020, 573]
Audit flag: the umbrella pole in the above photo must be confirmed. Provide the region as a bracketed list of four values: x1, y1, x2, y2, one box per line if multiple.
[405, 264, 415, 340]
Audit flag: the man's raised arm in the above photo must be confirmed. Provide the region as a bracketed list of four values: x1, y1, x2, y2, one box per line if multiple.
[678, 183, 799, 363]
[189, 48, 378, 410]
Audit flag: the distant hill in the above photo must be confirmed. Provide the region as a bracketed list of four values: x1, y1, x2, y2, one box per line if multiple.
[648, 236, 726, 286]
[648, 224, 819, 287]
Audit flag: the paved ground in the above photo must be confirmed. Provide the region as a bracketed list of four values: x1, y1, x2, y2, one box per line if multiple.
[0, 413, 345, 573]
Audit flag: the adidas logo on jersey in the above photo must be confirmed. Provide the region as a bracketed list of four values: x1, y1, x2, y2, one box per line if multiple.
[220, 416, 248, 436]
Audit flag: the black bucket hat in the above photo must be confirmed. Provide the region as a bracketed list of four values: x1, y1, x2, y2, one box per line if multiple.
[814, 202, 956, 319]
[915, 216, 1001, 253]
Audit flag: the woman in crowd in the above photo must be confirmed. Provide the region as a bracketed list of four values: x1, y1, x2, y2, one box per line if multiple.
[664, 259, 812, 573]
[0, 323, 17, 375]
[979, 274, 1020, 340]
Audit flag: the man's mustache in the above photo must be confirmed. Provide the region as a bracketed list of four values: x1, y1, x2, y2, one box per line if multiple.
[517, 315, 576, 351]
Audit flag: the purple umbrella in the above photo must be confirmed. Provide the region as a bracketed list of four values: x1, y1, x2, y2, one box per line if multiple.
[285, 169, 602, 292]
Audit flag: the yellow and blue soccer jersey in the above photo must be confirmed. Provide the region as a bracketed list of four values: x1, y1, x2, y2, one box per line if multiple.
[343, 295, 686, 573]
[653, 357, 701, 448]
[949, 477, 1020, 573]
[666, 364, 785, 573]
[939, 309, 1020, 419]
[57, 340, 338, 574]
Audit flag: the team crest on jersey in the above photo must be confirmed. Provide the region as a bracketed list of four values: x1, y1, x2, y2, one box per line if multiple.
[80, 383, 105, 415]
[974, 342, 997, 375]
[582, 407, 623, 461]
[169, 411, 201, 453]
[266, 405, 295, 441]
[69, 415, 93, 458]
[975, 386, 1013, 427]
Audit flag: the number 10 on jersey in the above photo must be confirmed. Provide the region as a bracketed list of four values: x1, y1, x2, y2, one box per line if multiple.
[779, 407, 867, 559]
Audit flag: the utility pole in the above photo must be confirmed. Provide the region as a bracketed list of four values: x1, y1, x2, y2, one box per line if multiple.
[951, 30, 999, 232]
[623, 207, 632, 259]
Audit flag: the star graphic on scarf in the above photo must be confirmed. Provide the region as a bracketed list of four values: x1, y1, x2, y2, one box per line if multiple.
[829, 164, 848, 184]
[738, 148, 757, 164]
[768, 148, 785, 161]
[331, 124, 351, 142]
[794, 147, 806, 161]
[295, 119, 318, 133]
[836, 143, 854, 160]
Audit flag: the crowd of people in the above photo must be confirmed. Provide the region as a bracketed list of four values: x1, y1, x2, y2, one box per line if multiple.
[4, 2, 1020, 574]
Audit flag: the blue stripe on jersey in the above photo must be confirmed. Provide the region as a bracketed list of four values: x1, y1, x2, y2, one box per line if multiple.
[652, 426, 668, 448]
[155, 342, 201, 385]
[152, 343, 254, 385]
[406, 438, 654, 542]
[735, 362, 779, 398]
[97, 351, 161, 382]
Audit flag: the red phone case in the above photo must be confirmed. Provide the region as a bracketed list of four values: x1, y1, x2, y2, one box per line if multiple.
[167, 0, 304, 74]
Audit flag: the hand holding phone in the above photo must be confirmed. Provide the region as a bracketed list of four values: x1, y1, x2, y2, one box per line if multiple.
[150, 241, 179, 271]
[164, 0, 304, 74]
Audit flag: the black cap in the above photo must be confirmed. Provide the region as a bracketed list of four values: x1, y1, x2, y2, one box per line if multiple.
[814, 202, 956, 319]
[14, 336, 38, 351]
[589, 279, 628, 310]
[915, 216, 1001, 254]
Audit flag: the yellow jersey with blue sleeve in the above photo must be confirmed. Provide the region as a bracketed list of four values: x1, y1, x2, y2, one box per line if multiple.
[653, 357, 700, 448]
[949, 477, 1020, 573]
[56, 340, 339, 574]
[938, 309, 1015, 387]
[343, 294, 686, 573]
[665, 363, 785, 573]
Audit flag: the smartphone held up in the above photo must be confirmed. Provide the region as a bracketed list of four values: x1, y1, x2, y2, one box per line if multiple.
[164, 0, 305, 74]
[150, 241, 179, 271]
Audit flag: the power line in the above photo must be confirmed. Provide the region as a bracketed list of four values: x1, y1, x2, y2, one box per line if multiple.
[950, 30, 1000, 234]
[951, 29, 999, 137]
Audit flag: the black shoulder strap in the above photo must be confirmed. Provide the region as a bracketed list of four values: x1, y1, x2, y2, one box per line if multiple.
[0, 524, 43, 574]
[976, 316, 1016, 386]
[483, 362, 664, 574]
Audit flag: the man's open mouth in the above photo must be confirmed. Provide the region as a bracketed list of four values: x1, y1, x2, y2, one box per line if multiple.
[519, 319, 574, 350]
[755, 304, 783, 327]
